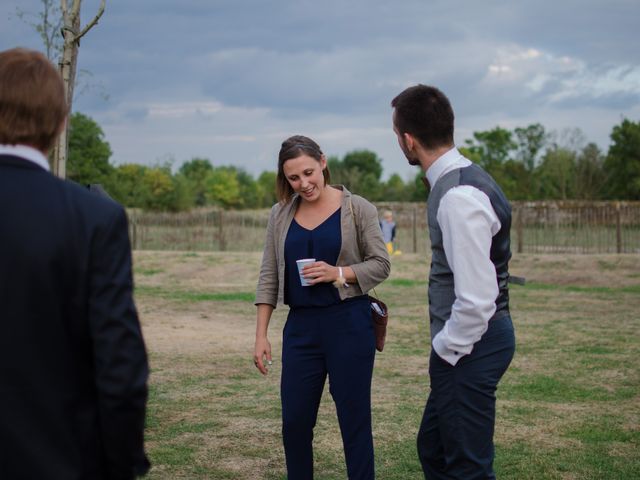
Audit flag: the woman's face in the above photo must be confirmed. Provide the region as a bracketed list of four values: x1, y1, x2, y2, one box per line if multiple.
[282, 154, 327, 203]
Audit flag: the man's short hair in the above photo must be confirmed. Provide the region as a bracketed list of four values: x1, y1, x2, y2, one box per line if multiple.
[391, 84, 455, 150]
[0, 48, 67, 152]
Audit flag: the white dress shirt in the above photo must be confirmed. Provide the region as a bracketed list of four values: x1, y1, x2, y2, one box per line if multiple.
[427, 147, 501, 366]
[0, 144, 50, 171]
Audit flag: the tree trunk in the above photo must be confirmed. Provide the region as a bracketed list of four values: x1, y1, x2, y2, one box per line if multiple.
[51, 0, 105, 178]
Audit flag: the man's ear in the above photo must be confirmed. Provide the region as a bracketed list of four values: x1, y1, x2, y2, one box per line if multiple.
[403, 132, 415, 151]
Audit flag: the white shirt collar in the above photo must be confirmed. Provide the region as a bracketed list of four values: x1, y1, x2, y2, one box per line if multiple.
[425, 146, 465, 188]
[0, 144, 50, 172]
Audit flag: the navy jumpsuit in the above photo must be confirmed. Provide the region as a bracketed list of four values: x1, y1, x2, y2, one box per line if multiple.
[281, 207, 376, 479]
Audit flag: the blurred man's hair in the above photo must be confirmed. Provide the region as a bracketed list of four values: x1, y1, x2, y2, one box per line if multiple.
[0, 48, 67, 152]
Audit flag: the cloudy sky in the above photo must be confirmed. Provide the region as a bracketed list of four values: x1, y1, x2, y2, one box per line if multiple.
[2, 0, 639, 179]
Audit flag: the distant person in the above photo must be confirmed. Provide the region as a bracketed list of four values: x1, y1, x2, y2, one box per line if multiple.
[0, 48, 150, 479]
[379, 209, 399, 255]
[253, 135, 390, 479]
[391, 85, 516, 479]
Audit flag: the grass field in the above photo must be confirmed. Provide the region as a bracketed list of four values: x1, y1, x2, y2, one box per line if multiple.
[133, 251, 640, 479]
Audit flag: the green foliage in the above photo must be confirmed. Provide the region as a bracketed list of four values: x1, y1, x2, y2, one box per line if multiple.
[110, 163, 148, 208]
[205, 167, 242, 208]
[67, 112, 113, 187]
[604, 118, 640, 199]
[256, 171, 278, 207]
[235, 168, 262, 208]
[342, 150, 384, 181]
[464, 126, 516, 172]
[575, 143, 606, 200]
[514, 123, 546, 171]
[178, 158, 213, 206]
[132, 165, 187, 212]
[66, 111, 640, 209]
[382, 173, 411, 202]
[329, 149, 385, 200]
[499, 159, 531, 200]
[536, 147, 577, 199]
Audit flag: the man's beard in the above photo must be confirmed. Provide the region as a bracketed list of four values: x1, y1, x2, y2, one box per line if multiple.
[406, 153, 420, 166]
[399, 139, 420, 166]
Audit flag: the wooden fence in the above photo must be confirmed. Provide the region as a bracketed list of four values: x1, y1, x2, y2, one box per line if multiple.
[127, 201, 640, 254]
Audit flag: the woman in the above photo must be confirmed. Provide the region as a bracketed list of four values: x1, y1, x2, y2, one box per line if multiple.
[254, 135, 390, 479]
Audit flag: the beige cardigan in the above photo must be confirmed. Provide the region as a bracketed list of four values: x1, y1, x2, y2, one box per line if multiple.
[255, 186, 391, 307]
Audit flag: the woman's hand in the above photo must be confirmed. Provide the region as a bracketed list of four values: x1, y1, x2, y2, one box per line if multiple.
[302, 261, 340, 285]
[302, 262, 357, 286]
[254, 336, 272, 375]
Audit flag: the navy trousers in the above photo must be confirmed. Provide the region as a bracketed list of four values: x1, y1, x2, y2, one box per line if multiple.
[417, 313, 515, 480]
[281, 297, 376, 480]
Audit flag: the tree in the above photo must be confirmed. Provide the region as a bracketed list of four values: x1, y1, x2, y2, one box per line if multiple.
[514, 123, 546, 172]
[256, 171, 277, 207]
[51, 0, 106, 179]
[326, 155, 347, 184]
[507, 124, 545, 199]
[464, 127, 516, 173]
[14, 0, 62, 61]
[235, 168, 260, 208]
[66, 112, 113, 186]
[178, 158, 213, 206]
[205, 167, 242, 208]
[575, 143, 606, 200]
[408, 170, 430, 201]
[342, 150, 384, 181]
[500, 159, 531, 200]
[536, 147, 576, 200]
[141, 167, 176, 211]
[333, 150, 385, 200]
[604, 118, 640, 199]
[382, 174, 411, 202]
[110, 164, 149, 208]
[131, 165, 191, 212]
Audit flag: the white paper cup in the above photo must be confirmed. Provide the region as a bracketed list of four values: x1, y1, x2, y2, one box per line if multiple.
[296, 258, 316, 286]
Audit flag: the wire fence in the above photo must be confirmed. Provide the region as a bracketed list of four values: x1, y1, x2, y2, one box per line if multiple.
[127, 201, 640, 254]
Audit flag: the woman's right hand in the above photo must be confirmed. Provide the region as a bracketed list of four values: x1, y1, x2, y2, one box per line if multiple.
[254, 337, 272, 375]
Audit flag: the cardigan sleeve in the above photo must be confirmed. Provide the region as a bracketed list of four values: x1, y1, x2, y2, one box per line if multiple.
[255, 204, 279, 307]
[349, 197, 391, 292]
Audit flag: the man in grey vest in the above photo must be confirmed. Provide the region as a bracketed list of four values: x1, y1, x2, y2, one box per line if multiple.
[391, 85, 516, 480]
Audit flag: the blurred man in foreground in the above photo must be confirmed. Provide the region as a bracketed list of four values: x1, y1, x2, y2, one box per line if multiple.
[0, 47, 150, 480]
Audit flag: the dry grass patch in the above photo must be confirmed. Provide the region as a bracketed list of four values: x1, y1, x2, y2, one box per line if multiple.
[134, 251, 640, 479]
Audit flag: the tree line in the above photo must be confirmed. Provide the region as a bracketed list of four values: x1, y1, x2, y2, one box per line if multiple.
[66, 112, 640, 211]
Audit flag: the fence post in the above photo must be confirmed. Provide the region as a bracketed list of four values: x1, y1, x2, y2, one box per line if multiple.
[218, 210, 226, 251]
[616, 202, 622, 254]
[131, 217, 137, 250]
[412, 205, 418, 253]
[516, 204, 523, 254]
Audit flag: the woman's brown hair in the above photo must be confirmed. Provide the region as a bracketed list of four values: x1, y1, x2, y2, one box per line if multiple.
[276, 135, 331, 203]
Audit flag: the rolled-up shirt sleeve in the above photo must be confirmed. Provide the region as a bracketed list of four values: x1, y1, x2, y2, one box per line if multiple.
[432, 185, 501, 366]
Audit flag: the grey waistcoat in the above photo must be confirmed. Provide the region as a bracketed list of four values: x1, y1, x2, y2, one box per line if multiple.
[427, 163, 512, 339]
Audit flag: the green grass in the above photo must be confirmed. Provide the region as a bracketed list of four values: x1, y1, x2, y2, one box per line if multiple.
[524, 281, 640, 295]
[136, 285, 255, 302]
[137, 252, 640, 479]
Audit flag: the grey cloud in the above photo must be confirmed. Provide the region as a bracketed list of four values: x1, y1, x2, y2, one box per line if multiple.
[553, 91, 640, 110]
[4, 0, 639, 171]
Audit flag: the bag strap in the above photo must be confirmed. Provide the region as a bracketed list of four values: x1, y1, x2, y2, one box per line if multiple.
[349, 196, 366, 263]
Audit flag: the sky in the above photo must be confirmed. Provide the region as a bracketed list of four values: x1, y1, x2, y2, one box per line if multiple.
[2, 0, 639, 180]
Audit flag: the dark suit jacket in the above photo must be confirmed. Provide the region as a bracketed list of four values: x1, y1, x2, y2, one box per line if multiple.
[0, 154, 150, 479]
